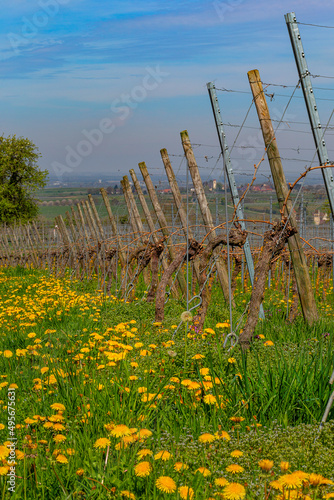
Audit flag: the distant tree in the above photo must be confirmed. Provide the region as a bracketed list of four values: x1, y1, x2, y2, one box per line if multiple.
[0, 135, 48, 224]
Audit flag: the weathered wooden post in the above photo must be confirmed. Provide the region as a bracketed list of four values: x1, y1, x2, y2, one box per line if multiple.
[160, 148, 201, 285]
[180, 130, 232, 304]
[100, 188, 127, 268]
[121, 176, 150, 286]
[71, 206, 83, 237]
[129, 168, 178, 298]
[122, 176, 147, 241]
[88, 194, 105, 240]
[248, 69, 318, 324]
[100, 187, 133, 293]
[77, 202, 91, 241]
[84, 200, 100, 241]
[56, 215, 74, 269]
[139, 161, 188, 297]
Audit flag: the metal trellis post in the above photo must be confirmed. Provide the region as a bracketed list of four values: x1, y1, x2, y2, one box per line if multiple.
[285, 12, 334, 218]
[207, 81, 265, 319]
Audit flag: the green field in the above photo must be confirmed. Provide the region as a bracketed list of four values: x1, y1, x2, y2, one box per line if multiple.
[0, 264, 333, 499]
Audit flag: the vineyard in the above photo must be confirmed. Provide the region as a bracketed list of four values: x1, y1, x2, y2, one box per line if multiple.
[1, 11, 334, 500]
[0, 127, 334, 499]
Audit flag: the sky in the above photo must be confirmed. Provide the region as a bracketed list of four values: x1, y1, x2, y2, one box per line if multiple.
[0, 0, 334, 184]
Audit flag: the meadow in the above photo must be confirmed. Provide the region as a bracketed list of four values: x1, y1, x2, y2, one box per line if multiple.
[0, 265, 333, 499]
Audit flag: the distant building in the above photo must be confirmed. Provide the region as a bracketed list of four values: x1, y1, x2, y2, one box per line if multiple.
[250, 183, 274, 192]
[313, 210, 329, 226]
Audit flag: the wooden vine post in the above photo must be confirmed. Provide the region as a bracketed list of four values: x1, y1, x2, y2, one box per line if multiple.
[129, 168, 178, 298]
[160, 148, 201, 286]
[76, 203, 90, 242]
[248, 69, 318, 324]
[180, 130, 232, 305]
[88, 194, 105, 240]
[121, 176, 150, 286]
[139, 161, 188, 297]
[100, 188, 127, 269]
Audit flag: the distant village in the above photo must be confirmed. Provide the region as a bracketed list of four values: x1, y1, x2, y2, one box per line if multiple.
[45, 177, 330, 226]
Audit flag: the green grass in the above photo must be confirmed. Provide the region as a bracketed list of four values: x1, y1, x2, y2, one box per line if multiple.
[0, 266, 333, 499]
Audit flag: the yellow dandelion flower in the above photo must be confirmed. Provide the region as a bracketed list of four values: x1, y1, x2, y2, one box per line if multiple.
[174, 462, 189, 472]
[192, 354, 205, 360]
[264, 340, 274, 346]
[222, 482, 246, 500]
[53, 423, 65, 431]
[154, 450, 172, 461]
[280, 461, 289, 472]
[120, 491, 136, 499]
[76, 469, 84, 476]
[50, 403, 65, 412]
[216, 431, 231, 441]
[308, 474, 334, 486]
[187, 381, 201, 390]
[195, 467, 211, 477]
[215, 478, 230, 487]
[230, 450, 243, 458]
[216, 322, 229, 328]
[230, 417, 244, 423]
[56, 454, 68, 464]
[181, 379, 192, 387]
[0, 466, 9, 476]
[269, 480, 283, 491]
[0, 446, 9, 460]
[111, 425, 131, 437]
[226, 464, 244, 474]
[15, 450, 25, 460]
[228, 358, 236, 364]
[94, 438, 110, 449]
[258, 459, 274, 472]
[199, 433, 216, 443]
[200, 368, 210, 376]
[278, 474, 303, 489]
[204, 394, 217, 405]
[178, 486, 194, 499]
[156, 476, 176, 494]
[291, 471, 309, 482]
[53, 434, 66, 443]
[24, 417, 38, 425]
[137, 449, 153, 459]
[134, 461, 152, 478]
[3, 350, 13, 358]
[137, 429, 152, 439]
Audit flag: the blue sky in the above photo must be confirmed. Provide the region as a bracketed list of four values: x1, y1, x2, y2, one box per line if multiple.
[0, 0, 333, 182]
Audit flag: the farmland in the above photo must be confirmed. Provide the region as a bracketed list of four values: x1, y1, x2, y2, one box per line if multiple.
[0, 171, 333, 500]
